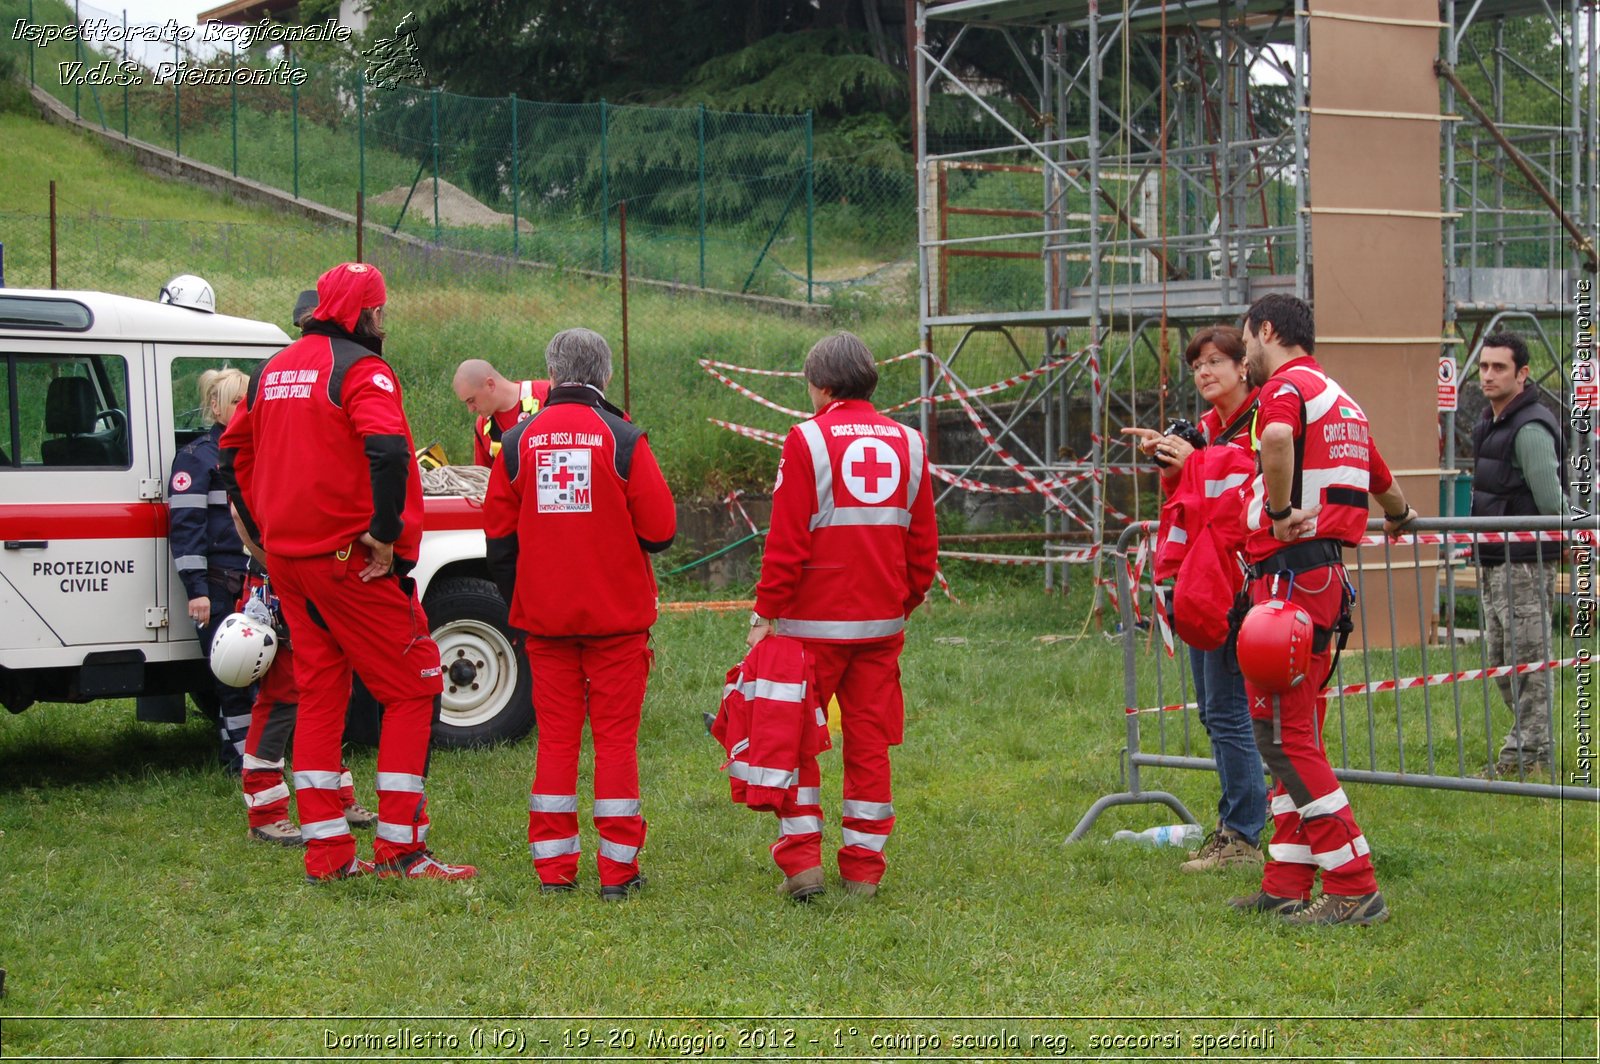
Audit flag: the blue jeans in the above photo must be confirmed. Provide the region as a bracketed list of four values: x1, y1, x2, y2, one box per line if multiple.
[1189, 644, 1266, 846]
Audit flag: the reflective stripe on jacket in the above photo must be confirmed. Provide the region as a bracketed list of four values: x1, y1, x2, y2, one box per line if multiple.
[711, 635, 831, 811]
[755, 399, 939, 643]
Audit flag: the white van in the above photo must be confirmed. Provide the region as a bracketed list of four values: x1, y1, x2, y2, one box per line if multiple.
[0, 289, 531, 748]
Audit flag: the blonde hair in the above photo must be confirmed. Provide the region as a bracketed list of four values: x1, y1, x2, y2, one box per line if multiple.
[198, 367, 249, 425]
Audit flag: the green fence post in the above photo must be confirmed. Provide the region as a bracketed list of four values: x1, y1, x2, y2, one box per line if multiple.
[292, 72, 300, 198]
[173, 34, 181, 156]
[121, 8, 128, 136]
[27, 0, 34, 87]
[73, 0, 80, 117]
[511, 94, 520, 260]
[600, 98, 609, 272]
[698, 103, 706, 288]
[805, 110, 814, 304]
[431, 87, 441, 244]
[230, 36, 237, 176]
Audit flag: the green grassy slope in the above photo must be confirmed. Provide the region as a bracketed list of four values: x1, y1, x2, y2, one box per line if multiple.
[0, 109, 943, 494]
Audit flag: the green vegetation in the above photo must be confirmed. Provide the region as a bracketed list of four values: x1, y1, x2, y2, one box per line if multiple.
[0, 585, 1593, 1057]
[0, 111, 941, 491]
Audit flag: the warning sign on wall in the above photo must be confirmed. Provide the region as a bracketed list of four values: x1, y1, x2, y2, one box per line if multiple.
[1437, 356, 1458, 412]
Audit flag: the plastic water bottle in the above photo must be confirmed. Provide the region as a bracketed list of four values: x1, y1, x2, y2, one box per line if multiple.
[1111, 824, 1204, 847]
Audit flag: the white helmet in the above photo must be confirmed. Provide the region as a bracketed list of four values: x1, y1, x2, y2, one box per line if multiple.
[159, 274, 216, 313]
[209, 612, 276, 687]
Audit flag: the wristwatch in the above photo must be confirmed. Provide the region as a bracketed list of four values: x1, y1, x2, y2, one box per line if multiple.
[1266, 502, 1294, 521]
[750, 612, 772, 627]
[1385, 504, 1412, 523]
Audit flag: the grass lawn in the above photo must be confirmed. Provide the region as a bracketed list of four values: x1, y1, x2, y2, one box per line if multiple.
[1, 584, 1594, 1059]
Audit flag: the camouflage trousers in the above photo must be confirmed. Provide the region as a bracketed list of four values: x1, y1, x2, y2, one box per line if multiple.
[1482, 561, 1557, 763]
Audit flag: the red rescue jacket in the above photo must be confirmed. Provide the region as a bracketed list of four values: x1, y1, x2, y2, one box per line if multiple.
[754, 399, 939, 642]
[1154, 396, 1257, 650]
[482, 385, 676, 638]
[219, 321, 424, 562]
[711, 635, 831, 812]
[473, 379, 553, 467]
[1242, 359, 1394, 562]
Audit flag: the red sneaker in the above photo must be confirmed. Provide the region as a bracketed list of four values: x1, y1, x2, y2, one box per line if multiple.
[376, 849, 477, 880]
[305, 856, 375, 884]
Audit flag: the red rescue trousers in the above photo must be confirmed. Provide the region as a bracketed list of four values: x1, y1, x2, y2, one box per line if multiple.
[771, 635, 903, 886]
[238, 641, 359, 829]
[525, 633, 651, 888]
[268, 547, 444, 878]
[1246, 565, 1377, 899]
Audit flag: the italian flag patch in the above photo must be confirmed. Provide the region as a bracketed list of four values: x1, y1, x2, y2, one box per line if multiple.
[1339, 405, 1361, 419]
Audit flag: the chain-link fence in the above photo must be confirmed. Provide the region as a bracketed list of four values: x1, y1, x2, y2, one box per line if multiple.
[3, 0, 923, 305]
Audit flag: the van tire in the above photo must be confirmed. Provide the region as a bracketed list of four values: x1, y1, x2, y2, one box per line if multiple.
[424, 576, 533, 748]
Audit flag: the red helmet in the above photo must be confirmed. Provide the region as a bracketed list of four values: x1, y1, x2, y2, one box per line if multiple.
[1235, 599, 1314, 693]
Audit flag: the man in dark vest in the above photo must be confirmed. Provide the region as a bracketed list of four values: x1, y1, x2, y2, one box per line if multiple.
[1471, 330, 1566, 779]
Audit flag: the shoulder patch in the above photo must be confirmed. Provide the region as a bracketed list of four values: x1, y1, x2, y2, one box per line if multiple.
[372, 372, 395, 394]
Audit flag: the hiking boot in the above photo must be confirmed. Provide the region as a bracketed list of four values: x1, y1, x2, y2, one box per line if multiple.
[1227, 890, 1308, 916]
[305, 856, 375, 884]
[375, 849, 478, 881]
[248, 819, 305, 847]
[778, 866, 825, 903]
[1282, 890, 1390, 926]
[1181, 830, 1264, 873]
[840, 878, 878, 899]
[342, 801, 378, 829]
[1185, 822, 1223, 860]
[540, 879, 578, 895]
[600, 874, 647, 902]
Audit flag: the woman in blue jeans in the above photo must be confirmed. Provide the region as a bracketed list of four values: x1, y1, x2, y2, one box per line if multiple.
[1126, 325, 1267, 871]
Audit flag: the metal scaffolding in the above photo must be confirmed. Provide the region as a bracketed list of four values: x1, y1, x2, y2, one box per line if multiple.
[913, 0, 1596, 595]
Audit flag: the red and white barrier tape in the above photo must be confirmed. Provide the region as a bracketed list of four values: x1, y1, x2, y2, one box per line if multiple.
[699, 361, 811, 418]
[724, 490, 761, 536]
[708, 418, 784, 447]
[939, 546, 1102, 566]
[1125, 657, 1577, 714]
[880, 353, 1079, 414]
[700, 359, 806, 379]
[1355, 530, 1591, 548]
[934, 361, 1088, 529]
[933, 565, 962, 605]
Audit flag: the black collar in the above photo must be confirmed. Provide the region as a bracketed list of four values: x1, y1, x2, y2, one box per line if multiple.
[302, 316, 383, 357]
[546, 384, 628, 421]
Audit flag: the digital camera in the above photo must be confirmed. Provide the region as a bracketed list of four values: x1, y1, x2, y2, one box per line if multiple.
[1154, 418, 1208, 467]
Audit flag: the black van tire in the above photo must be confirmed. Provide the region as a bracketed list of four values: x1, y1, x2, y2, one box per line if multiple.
[423, 576, 534, 748]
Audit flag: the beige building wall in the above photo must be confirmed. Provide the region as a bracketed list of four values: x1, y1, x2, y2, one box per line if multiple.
[1307, 0, 1447, 647]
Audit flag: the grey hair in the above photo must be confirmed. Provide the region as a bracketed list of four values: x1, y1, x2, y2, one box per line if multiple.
[803, 331, 878, 401]
[545, 328, 613, 389]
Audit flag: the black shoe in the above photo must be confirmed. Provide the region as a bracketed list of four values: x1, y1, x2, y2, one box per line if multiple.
[540, 879, 578, 895]
[1227, 890, 1308, 916]
[600, 873, 646, 902]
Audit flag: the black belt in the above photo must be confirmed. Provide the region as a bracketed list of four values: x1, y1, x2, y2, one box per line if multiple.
[1245, 538, 1343, 579]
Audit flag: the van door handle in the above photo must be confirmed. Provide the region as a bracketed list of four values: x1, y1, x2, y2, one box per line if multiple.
[4, 541, 48, 550]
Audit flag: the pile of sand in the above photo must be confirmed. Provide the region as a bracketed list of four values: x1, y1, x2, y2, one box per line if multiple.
[369, 178, 516, 229]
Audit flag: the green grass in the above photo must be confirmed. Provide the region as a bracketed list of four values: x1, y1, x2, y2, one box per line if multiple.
[0, 585, 1594, 1058]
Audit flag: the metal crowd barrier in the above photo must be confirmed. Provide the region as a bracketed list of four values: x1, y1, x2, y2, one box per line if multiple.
[1069, 514, 1599, 841]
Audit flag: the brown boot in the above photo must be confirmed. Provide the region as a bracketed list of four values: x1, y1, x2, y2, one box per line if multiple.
[840, 878, 878, 898]
[342, 801, 378, 829]
[248, 819, 305, 847]
[778, 866, 825, 903]
[1181, 830, 1264, 873]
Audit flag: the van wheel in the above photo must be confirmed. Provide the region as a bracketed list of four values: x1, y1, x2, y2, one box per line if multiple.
[424, 577, 533, 748]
